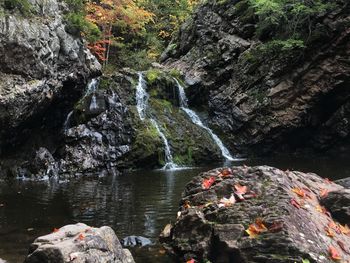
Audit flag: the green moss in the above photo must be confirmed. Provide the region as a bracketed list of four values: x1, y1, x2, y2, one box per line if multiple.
[146, 69, 162, 84]
[2, 0, 33, 15]
[99, 77, 111, 90]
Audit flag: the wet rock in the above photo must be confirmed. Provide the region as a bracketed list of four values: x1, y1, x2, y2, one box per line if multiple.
[163, 0, 350, 156]
[0, 0, 100, 163]
[321, 189, 350, 225]
[25, 223, 134, 263]
[121, 236, 152, 247]
[161, 166, 350, 262]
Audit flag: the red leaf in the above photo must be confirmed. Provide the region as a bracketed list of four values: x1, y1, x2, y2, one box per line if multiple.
[53, 228, 59, 233]
[290, 198, 301, 209]
[202, 177, 215, 189]
[219, 168, 232, 178]
[186, 259, 195, 263]
[292, 187, 306, 198]
[329, 245, 341, 260]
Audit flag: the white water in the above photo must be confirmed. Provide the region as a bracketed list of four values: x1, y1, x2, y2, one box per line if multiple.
[135, 73, 178, 169]
[86, 78, 99, 95]
[136, 73, 149, 121]
[63, 110, 73, 132]
[89, 94, 98, 111]
[150, 119, 178, 170]
[175, 79, 235, 161]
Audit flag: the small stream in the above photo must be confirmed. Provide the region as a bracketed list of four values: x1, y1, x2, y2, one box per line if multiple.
[0, 157, 349, 263]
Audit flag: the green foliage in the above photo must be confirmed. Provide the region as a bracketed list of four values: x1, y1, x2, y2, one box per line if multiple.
[65, 12, 101, 42]
[248, 0, 334, 42]
[1, 0, 33, 15]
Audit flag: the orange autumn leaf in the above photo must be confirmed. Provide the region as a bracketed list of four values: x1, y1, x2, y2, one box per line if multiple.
[246, 218, 268, 238]
[219, 168, 232, 177]
[186, 259, 195, 263]
[290, 198, 301, 209]
[292, 187, 306, 198]
[234, 184, 248, 195]
[53, 228, 59, 233]
[77, 233, 85, 241]
[320, 188, 330, 198]
[329, 245, 341, 260]
[325, 227, 335, 238]
[339, 224, 350, 235]
[202, 177, 215, 189]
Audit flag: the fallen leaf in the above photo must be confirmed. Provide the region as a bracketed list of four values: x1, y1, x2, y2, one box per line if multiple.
[183, 201, 191, 209]
[202, 177, 215, 189]
[320, 188, 330, 198]
[325, 227, 335, 238]
[290, 198, 301, 209]
[329, 221, 341, 234]
[234, 184, 248, 195]
[53, 228, 59, 233]
[245, 218, 268, 238]
[77, 233, 85, 241]
[158, 248, 166, 255]
[219, 168, 232, 177]
[337, 240, 350, 254]
[316, 205, 331, 217]
[329, 245, 341, 260]
[218, 194, 236, 208]
[186, 259, 195, 263]
[292, 187, 306, 198]
[339, 224, 350, 235]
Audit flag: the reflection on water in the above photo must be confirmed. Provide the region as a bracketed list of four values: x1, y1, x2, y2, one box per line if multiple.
[0, 157, 349, 262]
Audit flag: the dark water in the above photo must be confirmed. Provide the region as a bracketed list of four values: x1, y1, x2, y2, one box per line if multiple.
[0, 157, 349, 263]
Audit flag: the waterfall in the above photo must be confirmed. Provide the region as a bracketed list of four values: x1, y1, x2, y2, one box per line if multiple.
[150, 119, 177, 170]
[63, 110, 73, 132]
[175, 79, 235, 161]
[86, 78, 99, 95]
[136, 72, 149, 121]
[135, 72, 178, 170]
[89, 94, 98, 111]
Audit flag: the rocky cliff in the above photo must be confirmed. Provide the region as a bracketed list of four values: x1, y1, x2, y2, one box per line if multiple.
[162, 0, 350, 156]
[0, 0, 100, 174]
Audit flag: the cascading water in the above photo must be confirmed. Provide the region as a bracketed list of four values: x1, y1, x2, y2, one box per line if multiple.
[136, 72, 149, 121]
[85, 78, 100, 112]
[135, 72, 178, 169]
[63, 110, 73, 132]
[175, 79, 236, 161]
[150, 119, 177, 170]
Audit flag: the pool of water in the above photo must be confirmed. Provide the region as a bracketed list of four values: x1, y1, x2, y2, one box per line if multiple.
[0, 157, 349, 262]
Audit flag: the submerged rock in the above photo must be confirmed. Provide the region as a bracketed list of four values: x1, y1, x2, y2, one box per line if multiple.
[25, 223, 134, 263]
[121, 236, 152, 247]
[161, 166, 350, 262]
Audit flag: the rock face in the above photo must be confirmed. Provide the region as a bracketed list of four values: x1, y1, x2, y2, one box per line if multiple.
[0, 0, 100, 166]
[57, 69, 222, 175]
[25, 223, 134, 263]
[161, 166, 350, 262]
[162, 0, 350, 156]
[322, 189, 350, 225]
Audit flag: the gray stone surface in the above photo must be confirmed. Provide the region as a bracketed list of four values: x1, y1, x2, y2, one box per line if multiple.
[25, 223, 135, 263]
[161, 166, 350, 262]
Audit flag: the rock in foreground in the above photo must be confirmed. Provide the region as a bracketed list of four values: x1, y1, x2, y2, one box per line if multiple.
[161, 166, 350, 262]
[25, 223, 134, 263]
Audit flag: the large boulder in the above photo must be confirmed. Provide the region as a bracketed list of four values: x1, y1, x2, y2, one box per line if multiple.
[25, 223, 134, 263]
[0, 0, 100, 164]
[321, 189, 350, 225]
[162, 0, 350, 156]
[161, 166, 350, 262]
[335, 178, 350, 188]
